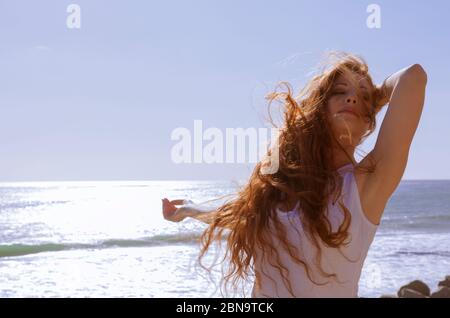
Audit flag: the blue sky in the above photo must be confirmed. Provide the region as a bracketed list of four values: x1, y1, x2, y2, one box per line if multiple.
[0, 0, 449, 181]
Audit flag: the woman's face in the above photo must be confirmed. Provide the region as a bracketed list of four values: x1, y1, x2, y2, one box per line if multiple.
[326, 72, 374, 147]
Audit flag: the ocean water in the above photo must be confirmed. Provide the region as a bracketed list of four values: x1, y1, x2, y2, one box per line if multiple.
[0, 180, 449, 297]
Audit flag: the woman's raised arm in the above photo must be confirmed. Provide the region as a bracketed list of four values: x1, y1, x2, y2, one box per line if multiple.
[362, 64, 427, 225]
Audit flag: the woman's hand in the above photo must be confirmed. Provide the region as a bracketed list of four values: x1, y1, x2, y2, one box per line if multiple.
[161, 198, 190, 222]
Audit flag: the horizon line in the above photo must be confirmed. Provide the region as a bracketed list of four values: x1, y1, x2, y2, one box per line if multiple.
[0, 178, 449, 185]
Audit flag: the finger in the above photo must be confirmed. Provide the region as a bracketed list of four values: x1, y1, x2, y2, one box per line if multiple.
[170, 199, 186, 205]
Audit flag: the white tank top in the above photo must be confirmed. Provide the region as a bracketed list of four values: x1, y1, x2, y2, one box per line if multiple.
[251, 163, 379, 298]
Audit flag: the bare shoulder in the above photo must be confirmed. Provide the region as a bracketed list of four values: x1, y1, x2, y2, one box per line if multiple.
[354, 155, 392, 226]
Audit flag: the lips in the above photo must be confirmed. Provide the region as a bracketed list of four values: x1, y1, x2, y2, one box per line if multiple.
[338, 108, 359, 118]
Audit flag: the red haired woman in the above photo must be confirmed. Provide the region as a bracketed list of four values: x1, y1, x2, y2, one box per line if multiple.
[162, 52, 427, 297]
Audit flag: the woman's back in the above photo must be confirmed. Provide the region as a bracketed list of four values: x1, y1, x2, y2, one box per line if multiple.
[252, 163, 379, 297]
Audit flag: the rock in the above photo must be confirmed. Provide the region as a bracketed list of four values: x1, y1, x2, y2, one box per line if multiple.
[380, 294, 397, 298]
[397, 280, 431, 297]
[438, 280, 450, 288]
[431, 286, 450, 298]
[398, 288, 428, 298]
[438, 277, 450, 288]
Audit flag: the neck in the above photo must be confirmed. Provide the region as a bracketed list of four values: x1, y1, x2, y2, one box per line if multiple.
[331, 146, 356, 170]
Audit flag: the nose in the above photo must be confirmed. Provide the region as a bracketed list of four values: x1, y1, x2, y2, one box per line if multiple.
[346, 95, 357, 105]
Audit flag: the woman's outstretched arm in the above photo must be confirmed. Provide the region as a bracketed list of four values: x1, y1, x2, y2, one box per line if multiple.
[162, 198, 218, 224]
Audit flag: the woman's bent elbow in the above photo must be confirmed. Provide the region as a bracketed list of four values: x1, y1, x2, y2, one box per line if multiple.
[408, 64, 428, 85]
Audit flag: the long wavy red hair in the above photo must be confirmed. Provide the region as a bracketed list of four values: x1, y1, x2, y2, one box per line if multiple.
[198, 52, 383, 297]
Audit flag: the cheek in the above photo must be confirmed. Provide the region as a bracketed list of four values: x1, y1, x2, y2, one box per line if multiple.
[326, 98, 340, 114]
[325, 100, 340, 125]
